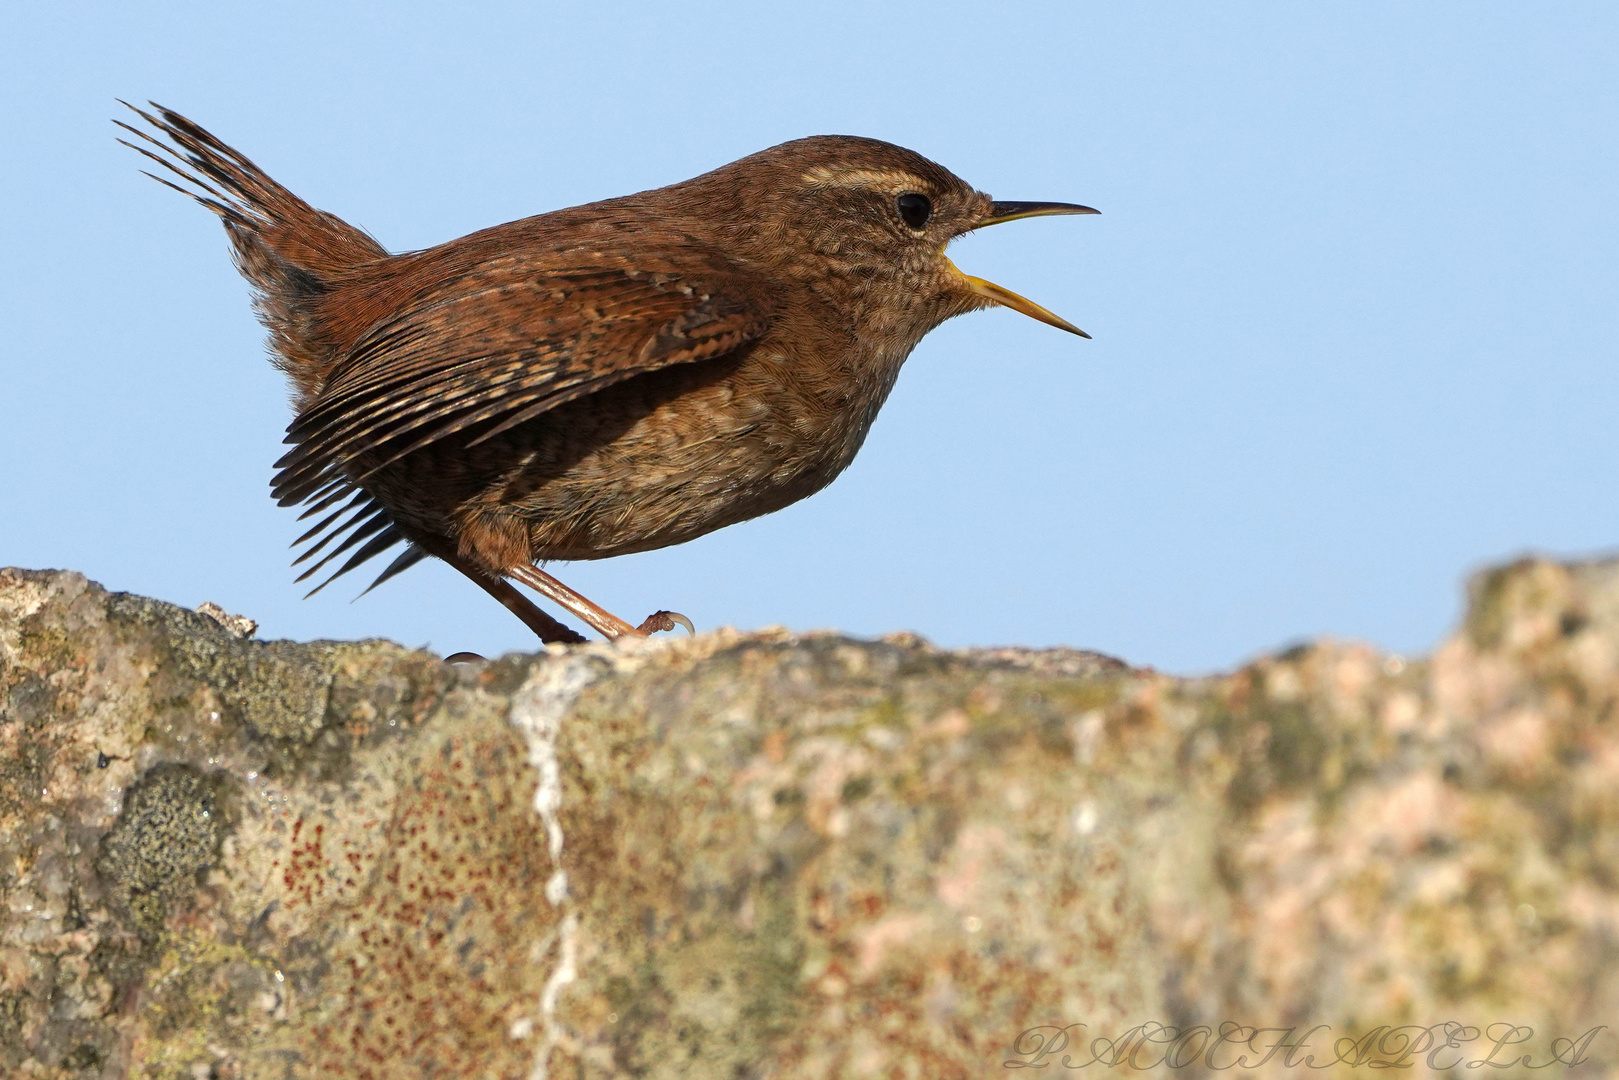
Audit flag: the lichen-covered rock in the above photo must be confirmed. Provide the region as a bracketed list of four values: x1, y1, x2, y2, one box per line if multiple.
[2, 560, 1617, 1078]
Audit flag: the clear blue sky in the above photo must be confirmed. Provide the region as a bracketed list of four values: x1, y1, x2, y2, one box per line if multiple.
[2, 2, 1615, 672]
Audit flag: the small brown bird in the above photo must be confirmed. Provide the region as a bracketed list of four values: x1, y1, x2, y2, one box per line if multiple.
[120, 103, 1096, 645]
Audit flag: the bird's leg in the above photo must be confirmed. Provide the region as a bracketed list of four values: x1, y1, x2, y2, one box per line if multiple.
[429, 544, 588, 644]
[508, 564, 692, 640]
[508, 564, 637, 637]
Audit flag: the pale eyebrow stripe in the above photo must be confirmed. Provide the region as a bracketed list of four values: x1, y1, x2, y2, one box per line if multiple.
[799, 166, 923, 190]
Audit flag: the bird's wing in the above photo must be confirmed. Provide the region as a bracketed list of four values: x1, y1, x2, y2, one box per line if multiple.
[270, 251, 772, 592]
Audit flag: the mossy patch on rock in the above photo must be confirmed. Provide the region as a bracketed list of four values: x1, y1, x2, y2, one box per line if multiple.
[96, 764, 226, 938]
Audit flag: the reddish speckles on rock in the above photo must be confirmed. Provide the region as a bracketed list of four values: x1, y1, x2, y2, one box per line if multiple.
[277, 817, 332, 910]
[274, 724, 558, 1076]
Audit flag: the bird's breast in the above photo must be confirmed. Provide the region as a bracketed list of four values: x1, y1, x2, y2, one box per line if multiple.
[459, 334, 914, 561]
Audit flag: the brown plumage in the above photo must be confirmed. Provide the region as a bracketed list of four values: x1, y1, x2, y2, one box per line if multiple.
[119, 102, 1096, 644]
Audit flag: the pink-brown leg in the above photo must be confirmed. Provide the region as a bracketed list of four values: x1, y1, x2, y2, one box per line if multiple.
[430, 545, 588, 644]
[508, 564, 693, 640]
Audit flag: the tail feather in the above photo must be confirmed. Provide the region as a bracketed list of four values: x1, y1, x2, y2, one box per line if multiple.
[122, 101, 423, 597]
[118, 101, 388, 404]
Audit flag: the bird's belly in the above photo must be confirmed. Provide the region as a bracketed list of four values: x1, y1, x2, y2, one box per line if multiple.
[458, 353, 884, 561]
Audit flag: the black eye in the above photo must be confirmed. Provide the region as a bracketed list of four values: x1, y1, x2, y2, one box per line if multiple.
[896, 192, 932, 229]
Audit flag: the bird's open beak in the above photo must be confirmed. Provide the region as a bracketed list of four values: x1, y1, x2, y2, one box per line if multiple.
[951, 200, 1099, 339]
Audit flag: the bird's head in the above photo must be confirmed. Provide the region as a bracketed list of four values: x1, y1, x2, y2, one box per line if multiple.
[684, 135, 1097, 340]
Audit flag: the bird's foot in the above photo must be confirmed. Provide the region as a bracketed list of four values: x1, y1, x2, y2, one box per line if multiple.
[636, 610, 696, 636]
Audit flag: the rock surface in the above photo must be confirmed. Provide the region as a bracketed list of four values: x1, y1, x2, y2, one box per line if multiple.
[2, 560, 1618, 1078]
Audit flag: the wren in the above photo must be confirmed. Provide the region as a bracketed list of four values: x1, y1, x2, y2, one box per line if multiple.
[119, 103, 1096, 644]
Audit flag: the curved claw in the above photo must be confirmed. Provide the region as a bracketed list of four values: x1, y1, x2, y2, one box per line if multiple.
[444, 651, 487, 665]
[636, 610, 696, 636]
